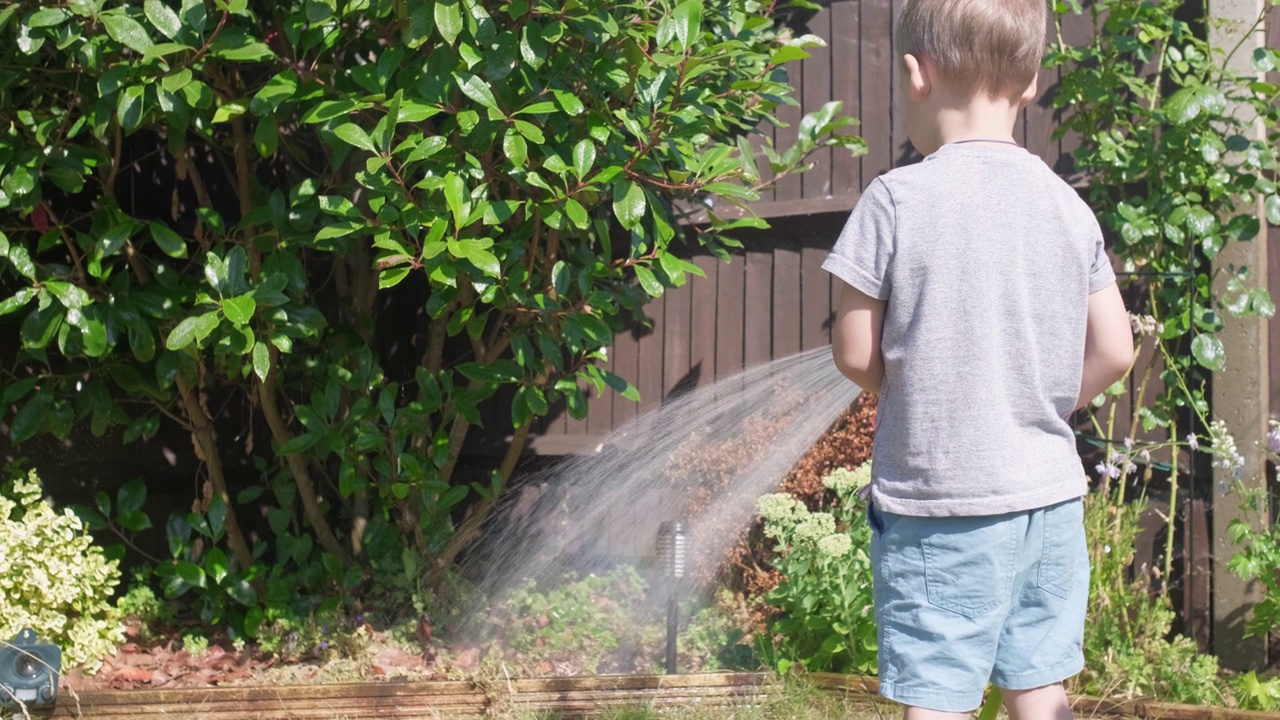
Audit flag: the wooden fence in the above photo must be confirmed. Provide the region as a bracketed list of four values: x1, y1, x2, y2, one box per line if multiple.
[523, 0, 1097, 448]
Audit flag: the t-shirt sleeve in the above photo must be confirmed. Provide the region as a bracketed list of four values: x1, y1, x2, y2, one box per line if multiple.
[822, 177, 896, 301]
[1087, 220, 1116, 294]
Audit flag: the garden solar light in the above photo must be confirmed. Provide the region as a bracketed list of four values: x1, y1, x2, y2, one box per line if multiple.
[656, 521, 687, 674]
[0, 628, 60, 708]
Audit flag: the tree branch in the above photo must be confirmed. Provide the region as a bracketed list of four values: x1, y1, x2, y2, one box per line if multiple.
[257, 344, 350, 563]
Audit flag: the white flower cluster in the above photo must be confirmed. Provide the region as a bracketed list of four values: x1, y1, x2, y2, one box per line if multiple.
[793, 512, 836, 545]
[822, 461, 872, 496]
[817, 533, 853, 558]
[1129, 313, 1163, 336]
[0, 470, 124, 672]
[757, 493, 806, 539]
[1207, 420, 1245, 478]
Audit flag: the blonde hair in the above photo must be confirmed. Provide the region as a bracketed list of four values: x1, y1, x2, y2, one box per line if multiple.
[895, 0, 1047, 98]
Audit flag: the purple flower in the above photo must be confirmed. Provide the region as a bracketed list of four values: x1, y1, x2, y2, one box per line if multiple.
[1124, 437, 1134, 450]
[320, 641, 328, 650]
[1096, 462, 1121, 479]
[1186, 433, 1199, 451]
[355, 614, 365, 624]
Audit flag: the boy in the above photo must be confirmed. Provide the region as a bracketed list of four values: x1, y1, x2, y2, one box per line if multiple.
[824, 1, 1135, 719]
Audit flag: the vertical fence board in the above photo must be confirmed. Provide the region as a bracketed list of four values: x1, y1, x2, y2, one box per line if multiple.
[773, 247, 803, 359]
[800, 247, 832, 351]
[831, 0, 861, 197]
[859, 0, 893, 184]
[691, 255, 720, 390]
[744, 251, 775, 367]
[802, 4, 834, 199]
[775, 57, 804, 201]
[1025, 12, 1062, 166]
[637, 295, 665, 416]
[662, 279, 693, 400]
[716, 253, 746, 380]
[612, 317, 640, 428]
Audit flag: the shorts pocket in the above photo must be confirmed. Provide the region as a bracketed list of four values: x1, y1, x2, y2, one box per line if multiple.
[1037, 499, 1085, 599]
[921, 518, 1017, 618]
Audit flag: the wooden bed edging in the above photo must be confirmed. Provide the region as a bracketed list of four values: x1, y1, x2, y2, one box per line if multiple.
[25, 672, 1280, 719]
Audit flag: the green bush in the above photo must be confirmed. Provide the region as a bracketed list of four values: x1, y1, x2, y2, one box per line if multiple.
[0, 0, 862, 633]
[0, 468, 124, 672]
[756, 462, 875, 675]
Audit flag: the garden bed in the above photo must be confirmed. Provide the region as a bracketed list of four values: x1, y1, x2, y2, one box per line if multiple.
[23, 673, 1280, 720]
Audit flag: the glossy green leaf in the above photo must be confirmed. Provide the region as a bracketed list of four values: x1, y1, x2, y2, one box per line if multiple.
[221, 294, 256, 325]
[503, 129, 527, 167]
[613, 181, 647, 230]
[1191, 333, 1225, 371]
[513, 119, 544, 144]
[444, 172, 470, 228]
[149, 222, 187, 258]
[454, 72, 499, 112]
[10, 388, 52, 442]
[334, 123, 377, 152]
[572, 139, 596, 179]
[117, 85, 146, 132]
[101, 12, 154, 53]
[0, 288, 36, 316]
[634, 265, 662, 296]
[1265, 195, 1280, 226]
[673, 0, 703, 51]
[143, 0, 180, 38]
[166, 311, 221, 350]
[435, 0, 463, 45]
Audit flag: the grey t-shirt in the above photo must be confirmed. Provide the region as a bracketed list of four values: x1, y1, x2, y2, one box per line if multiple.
[823, 142, 1115, 517]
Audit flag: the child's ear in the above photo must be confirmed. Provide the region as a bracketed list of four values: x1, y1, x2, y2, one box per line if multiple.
[1017, 72, 1039, 109]
[903, 53, 930, 102]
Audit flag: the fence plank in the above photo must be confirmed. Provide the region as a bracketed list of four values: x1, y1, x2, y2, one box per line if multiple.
[775, 55, 804, 201]
[801, 246, 832, 350]
[663, 278, 693, 399]
[637, 295, 665, 415]
[802, 4, 834, 199]
[830, 0, 861, 197]
[773, 247, 802, 358]
[716, 253, 746, 379]
[859, 0, 893, 184]
[612, 315, 640, 427]
[691, 255, 720, 390]
[1025, 11, 1061, 167]
[745, 250, 774, 367]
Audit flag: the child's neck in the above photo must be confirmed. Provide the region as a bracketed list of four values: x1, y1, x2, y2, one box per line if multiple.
[933, 87, 1022, 147]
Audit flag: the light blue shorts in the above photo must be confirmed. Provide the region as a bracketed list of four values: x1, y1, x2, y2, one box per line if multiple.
[868, 498, 1089, 712]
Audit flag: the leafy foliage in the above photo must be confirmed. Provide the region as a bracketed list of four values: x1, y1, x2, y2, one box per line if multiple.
[0, 468, 124, 671]
[1074, 489, 1223, 704]
[1050, 0, 1279, 699]
[756, 462, 876, 675]
[1049, 0, 1278, 442]
[0, 0, 862, 634]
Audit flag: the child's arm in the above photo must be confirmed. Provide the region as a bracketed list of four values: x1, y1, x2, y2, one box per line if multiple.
[832, 280, 886, 394]
[1076, 283, 1134, 409]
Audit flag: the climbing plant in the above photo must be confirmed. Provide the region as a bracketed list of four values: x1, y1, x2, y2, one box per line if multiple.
[1048, 0, 1279, 699]
[0, 0, 863, 634]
